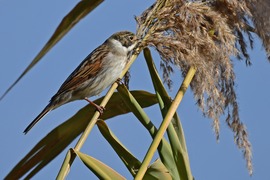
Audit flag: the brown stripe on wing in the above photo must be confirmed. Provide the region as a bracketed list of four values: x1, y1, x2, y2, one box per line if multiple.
[54, 44, 109, 96]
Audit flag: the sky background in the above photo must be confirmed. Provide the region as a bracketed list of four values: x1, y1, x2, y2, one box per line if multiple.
[0, 0, 269, 179]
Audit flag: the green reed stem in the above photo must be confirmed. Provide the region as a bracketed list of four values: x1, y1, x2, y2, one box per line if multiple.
[134, 66, 196, 180]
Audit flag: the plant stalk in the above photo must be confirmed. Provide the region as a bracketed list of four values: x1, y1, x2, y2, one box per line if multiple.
[134, 66, 196, 180]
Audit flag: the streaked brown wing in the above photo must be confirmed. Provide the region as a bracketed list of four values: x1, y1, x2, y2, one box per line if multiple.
[55, 44, 109, 95]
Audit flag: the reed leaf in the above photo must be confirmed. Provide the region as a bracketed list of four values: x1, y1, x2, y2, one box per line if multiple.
[144, 48, 193, 180]
[97, 120, 141, 177]
[0, 0, 103, 101]
[117, 84, 178, 179]
[73, 149, 125, 180]
[97, 120, 173, 180]
[5, 91, 157, 179]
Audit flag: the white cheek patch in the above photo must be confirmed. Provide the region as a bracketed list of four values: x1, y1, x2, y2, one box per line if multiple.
[111, 39, 123, 47]
[127, 42, 137, 51]
[111, 39, 128, 52]
[111, 39, 136, 52]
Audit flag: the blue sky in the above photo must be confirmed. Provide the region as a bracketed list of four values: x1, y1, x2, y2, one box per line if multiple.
[0, 0, 269, 179]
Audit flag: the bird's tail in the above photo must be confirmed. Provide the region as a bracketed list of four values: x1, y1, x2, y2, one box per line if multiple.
[23, 105, 52, 134]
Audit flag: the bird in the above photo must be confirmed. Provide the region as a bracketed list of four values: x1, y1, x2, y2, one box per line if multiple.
[23, 31, 137, 134]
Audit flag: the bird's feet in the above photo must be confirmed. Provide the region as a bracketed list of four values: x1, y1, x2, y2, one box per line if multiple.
[94, 104, 105, 115]
[84, 98, 105, 115]
[116, 78, 123, 85]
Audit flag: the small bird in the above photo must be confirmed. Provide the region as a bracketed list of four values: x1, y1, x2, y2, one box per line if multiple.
[24, 31, 137, 134]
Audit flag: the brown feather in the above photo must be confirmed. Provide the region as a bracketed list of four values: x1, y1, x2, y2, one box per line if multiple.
[55, 44, 109, 95]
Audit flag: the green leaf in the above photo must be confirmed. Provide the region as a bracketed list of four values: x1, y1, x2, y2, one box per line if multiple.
[0, 0, 103, 101]
[5, 90, 157, 179]
[97, 120, 141, 177]
[97, 120, 172, 180]
[143, 48, 188, 150]
[117, 84, 178, 179]
[143, 159, 172, 180]
[73, 149, 125, 180]
[144, 48, 193, 180]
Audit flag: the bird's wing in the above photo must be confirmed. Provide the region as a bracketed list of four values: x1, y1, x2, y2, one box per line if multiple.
[55, 44, 109, 95]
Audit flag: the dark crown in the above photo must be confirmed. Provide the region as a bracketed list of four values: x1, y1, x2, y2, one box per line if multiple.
[110, 31, 136, 48]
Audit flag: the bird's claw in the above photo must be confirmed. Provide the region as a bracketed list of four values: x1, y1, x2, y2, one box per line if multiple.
[96, 105, 105, 115]
[116, 78, 123, 85]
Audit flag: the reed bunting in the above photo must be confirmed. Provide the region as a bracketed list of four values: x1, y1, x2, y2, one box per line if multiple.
[24, 31, 137, 134]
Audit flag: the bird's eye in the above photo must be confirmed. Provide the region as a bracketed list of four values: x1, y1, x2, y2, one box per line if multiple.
[129, 36, 134, 40]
